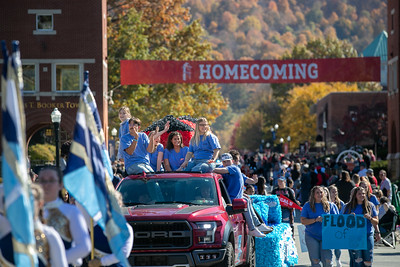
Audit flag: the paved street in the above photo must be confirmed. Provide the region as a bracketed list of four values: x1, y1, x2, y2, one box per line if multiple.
[293, 211, 400, 266]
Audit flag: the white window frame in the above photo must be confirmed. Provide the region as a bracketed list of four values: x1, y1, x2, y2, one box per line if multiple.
[22, 63, 39, 93]
[52, 63, 83, 93]
[28, 9, 61, 35]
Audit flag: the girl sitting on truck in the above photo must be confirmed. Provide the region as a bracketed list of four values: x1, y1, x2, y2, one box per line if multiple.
[178, 117, 220, 173]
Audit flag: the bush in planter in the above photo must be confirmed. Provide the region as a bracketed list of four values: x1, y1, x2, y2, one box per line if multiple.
[28, 144, 55, 163]
[370, 160, 388, 177]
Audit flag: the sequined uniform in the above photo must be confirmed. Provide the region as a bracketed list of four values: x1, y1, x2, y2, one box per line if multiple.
[44, 198, 91, 266]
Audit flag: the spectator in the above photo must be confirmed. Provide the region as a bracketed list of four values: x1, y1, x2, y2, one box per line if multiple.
[300, 164, 312, 206]
[362, 148, 371, 168]
[244, 184, 255, 196]
[366, 169, 378, 190]
[368, 149, 376, 162]
[272, 177, 297, 237]
[163, 131, 189, 171]
[335, 171, 356, 203]
[352, 174, 361, 187]
[60, 140, 72, 172]
[255, 176, 268, 195]
[341, 187, 378, 267]
[179, 117, 221, 173]
[379, 170, 392, 201]
[358, 162, 367, 178]
[301, 186, 339, 267]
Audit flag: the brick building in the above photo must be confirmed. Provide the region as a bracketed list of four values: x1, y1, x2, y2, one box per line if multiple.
[0, 0, 108, 157]
[387, 0, 400, 179]
[315, 91, 387, 154]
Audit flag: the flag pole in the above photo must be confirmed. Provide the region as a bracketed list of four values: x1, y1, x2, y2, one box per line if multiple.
[90, 218, 94, 260]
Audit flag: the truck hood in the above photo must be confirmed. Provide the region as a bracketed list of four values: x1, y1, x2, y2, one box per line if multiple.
[125, 204, 225, 220]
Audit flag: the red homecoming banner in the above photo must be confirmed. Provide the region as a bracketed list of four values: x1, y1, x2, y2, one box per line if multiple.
[279, 195, 302, 211]
[120, 58, 380, 85]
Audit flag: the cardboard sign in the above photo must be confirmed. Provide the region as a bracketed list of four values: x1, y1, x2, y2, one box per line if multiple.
[120, 58, 380, 85]
[279, 195, 302, 210]
[322, 214, 367, 250]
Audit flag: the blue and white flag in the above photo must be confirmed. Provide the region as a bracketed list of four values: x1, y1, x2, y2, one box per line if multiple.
[1, 41, 38, 266]
[64, 71, 130, 266]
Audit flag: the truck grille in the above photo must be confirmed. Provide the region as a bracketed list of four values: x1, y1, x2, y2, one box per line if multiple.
[130, 221, 192, 249]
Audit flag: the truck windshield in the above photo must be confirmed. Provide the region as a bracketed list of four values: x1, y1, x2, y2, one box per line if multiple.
[118, 177, 219, 206]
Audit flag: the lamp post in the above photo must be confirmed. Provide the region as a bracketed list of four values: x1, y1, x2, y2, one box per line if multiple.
[287, 136, 291, 153]
[279, 137, 284, 153]
[111, 128, 118, 139]
[110, 128, 118, 161]
[51, 108, 62, 168]
[323, 121, 327, 156]
[270, 124, 279, 152]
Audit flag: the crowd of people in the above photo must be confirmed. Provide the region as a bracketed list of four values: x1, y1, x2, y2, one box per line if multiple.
[1, 108, 397, 266]
[113, 107, 398, 266]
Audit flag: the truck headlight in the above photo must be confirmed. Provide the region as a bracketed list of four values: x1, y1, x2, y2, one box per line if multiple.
[195, 222, 217, 244]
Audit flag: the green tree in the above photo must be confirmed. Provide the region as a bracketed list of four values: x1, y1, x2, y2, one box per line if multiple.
[107, 1, 227, 128]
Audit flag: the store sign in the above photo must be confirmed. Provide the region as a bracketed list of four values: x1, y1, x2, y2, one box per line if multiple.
[121, 58, 380, 85]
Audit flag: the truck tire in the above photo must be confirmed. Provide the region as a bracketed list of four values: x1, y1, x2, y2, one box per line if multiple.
[242, 237, 256, 267]
[214, 241, 234, 267]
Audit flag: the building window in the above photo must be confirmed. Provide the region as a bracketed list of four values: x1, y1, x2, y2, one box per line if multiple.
[37, 14, 53, 31]
[55, 64, 81, 91]
[22, 64, 36, 91]
[28, 9, 61, 35]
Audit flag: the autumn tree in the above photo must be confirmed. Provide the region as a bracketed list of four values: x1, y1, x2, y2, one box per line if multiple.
[279, 82, 359, 150]
[107, 0, 227, 129]
[233, 90, 281, 150]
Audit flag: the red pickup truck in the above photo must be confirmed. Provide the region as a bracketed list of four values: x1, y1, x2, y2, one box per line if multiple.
[117, 172, 256, 267]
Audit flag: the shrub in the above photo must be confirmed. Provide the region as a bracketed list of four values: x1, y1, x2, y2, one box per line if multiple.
[28, 144, 55, 162]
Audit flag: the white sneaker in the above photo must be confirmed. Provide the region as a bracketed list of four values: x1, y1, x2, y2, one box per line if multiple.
[257, 223, 273, 234]
[336, 259, 342, 267]
[249, 228, 266, 238]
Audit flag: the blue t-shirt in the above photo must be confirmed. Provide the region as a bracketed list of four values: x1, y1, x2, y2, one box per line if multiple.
[369, 195, 379, 206]
[149, 143, 164, 171]
[117, 119, 131, 159]
[341, 202, 377, 234]
[119, 119, 130, 139]
[301, 202, 339, 240]
[222, 165, 244, 201]
[164, 146, 189, 171]
[120, 132, 150, 168]
[189, 133, 221, 160]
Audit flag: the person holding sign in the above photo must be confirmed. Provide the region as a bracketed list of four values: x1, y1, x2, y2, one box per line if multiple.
[328, 185, 345, 267]
[301, 186, 339, 267]
[341, 187, 378, 267]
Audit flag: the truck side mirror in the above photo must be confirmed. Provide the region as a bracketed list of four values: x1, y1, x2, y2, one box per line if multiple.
[226, 198, 248, 215]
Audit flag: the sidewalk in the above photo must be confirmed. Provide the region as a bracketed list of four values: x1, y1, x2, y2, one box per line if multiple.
[293, 211, 400, 266]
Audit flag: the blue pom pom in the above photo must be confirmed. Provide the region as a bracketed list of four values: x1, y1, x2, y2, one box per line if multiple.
[250, 195, 298, 266]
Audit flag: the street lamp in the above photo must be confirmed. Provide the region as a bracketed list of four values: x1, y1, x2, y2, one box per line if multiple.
[323, 121, 327, 155]
[279, 137, 284, 153]
[111, 128, 118, 139]
[51, 108, 62, 168]
[287, 136, 291, 153]
[270, 124, 279, 152]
